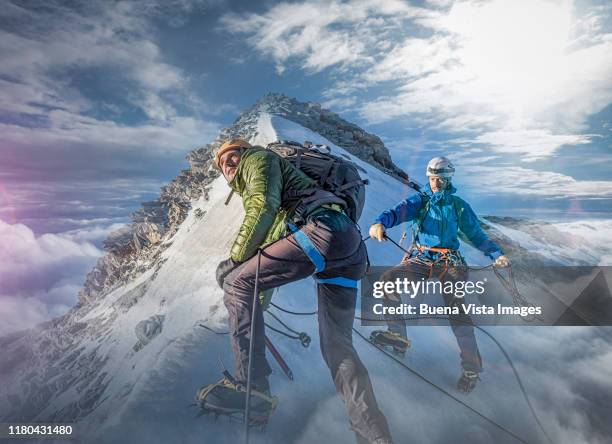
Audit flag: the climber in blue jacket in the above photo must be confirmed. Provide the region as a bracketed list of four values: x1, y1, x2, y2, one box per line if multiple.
[368, 156, 509, 393]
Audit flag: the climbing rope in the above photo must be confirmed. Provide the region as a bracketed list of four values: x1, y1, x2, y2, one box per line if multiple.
[202, 234, 550, 442]
[198, 319, 310, 348]
[352, 327, 533, 444]
[267, 310, 311, 347]
[267, 303, 552, 444]
[270, 302, 317, 316]
[355, 315, 553, 444]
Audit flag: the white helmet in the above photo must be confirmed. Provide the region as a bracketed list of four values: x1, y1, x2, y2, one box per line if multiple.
[426, 156, 455, 178]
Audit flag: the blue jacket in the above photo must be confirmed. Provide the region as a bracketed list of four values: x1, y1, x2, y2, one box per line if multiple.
[374, 184, 503, 260]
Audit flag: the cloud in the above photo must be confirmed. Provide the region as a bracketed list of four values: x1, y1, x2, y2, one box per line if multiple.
[498, 326, 612, 443]
[0, 2, 181, 115]
[0, 296, 55, 337]
[359, 0, 612, 161]
[60, 222, 128, 244]
[381, 2, 611, 132]
[223, 0, 612, 195]
[0, 177, 164, 240]
[472, 128, 592, 161]
[0, 112, 219, 157]
[320, 95, 358, 111]
[0, 1, 223, 233]
[220, 0, 428, 73]
[0, 0, 222, 164]
[458, 164, 612, 198]
[0, 218, 104, 335]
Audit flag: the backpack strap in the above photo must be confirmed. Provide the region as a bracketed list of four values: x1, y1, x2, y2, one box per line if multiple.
[336, 178, 369, 192]
[319, 158, 337, 186]
[284, 188, 317, 200]
[290, 189, 348, 225]
[451, 195, 464, 222]
[413, 195, 430, 244]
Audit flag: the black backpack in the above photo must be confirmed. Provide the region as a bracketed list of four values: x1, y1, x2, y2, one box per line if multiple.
[266, 140, 368, 223]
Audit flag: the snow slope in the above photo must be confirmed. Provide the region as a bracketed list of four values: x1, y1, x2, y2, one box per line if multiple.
[1, 112, 611, 444]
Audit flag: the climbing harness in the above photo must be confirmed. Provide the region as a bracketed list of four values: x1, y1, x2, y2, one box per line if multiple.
[286, 222, 359, 289]
[408, 244, 466, 280]
[380, 233, 541, 321]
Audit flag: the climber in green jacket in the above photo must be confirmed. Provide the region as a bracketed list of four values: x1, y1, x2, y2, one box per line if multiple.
[200, 139, 393, 444]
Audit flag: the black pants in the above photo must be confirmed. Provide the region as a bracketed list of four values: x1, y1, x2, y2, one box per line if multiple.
[380, 255, 483, 373]
[223, 211, 392, 442]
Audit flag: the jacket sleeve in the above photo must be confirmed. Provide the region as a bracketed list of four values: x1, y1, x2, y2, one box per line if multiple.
[230, 153, 282, 262]
[456, 198, 503, 259]
[374, 193, 423, 229]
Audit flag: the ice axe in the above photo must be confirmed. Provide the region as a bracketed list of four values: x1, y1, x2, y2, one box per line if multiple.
[265, 334, 294, 381]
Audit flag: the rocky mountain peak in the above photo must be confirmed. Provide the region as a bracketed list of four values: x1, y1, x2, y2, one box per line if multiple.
[228, 92, 408, 181]
[76, 94, 407, 307]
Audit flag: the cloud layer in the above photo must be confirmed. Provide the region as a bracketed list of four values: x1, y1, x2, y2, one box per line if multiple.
[0, 218, 110, 336]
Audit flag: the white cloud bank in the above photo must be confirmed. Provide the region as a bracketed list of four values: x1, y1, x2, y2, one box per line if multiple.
[0, 219, 106, 336]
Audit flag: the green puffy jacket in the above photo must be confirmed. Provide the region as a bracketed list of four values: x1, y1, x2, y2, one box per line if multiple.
[228, 146, 316, 262]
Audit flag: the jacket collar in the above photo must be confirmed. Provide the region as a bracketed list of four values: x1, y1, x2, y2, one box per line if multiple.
[424, 183, 457, 205]
[227, 147, 261, 193]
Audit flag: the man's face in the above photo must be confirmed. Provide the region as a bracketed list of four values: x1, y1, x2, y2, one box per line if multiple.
[219, 149, 242, 183]
[429, 175, 448, 193]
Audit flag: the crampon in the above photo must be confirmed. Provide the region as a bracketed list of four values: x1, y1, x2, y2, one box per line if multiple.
[369, 330, 412, 356]
[456, 370, 480, 393]
[194, 371, 278, 428]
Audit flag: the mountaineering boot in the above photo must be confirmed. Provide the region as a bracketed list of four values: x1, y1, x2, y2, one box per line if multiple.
[456, 369, 480, 393]
[195, 374, 277, 426]
[370, 330, 411, 356]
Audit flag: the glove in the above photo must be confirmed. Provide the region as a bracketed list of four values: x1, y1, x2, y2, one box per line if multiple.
[216, 258, 240, 289]
[494, 255, 509, 268]
[369, 223, 387, 242]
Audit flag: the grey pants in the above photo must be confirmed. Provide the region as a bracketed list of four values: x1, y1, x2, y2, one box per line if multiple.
[223, 211, 392, 442]
[380, 255, 483, 373]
